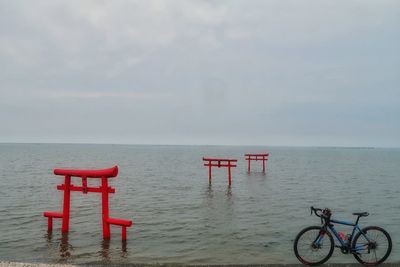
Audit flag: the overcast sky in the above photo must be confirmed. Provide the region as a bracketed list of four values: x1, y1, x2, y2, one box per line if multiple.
[0, 1, 399, 147]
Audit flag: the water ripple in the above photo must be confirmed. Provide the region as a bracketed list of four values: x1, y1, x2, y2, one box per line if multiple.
[0, 144, 399, 264]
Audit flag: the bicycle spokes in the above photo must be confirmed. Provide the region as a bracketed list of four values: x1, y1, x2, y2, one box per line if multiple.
[294, 226, 334, 265]
[353, 227, 392, 265]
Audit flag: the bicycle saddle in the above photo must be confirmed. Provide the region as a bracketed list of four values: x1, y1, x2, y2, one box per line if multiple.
[353, 212, 369, 217]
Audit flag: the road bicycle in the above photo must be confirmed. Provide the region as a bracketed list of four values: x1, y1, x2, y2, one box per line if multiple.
[293, 207, 392, 266]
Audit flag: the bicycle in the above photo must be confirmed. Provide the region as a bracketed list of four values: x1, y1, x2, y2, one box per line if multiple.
[293, 207, 392, 266]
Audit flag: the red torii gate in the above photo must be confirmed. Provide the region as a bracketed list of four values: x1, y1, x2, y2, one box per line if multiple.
[43, 166, 133, 240]
[202, 157, 237, 186]
[245, 153, 269, 173]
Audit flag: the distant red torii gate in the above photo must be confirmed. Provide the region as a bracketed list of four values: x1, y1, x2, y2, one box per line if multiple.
[202, 157, 237, 186]
[43, 166, 133, 240]
[245, 153, 269, 173]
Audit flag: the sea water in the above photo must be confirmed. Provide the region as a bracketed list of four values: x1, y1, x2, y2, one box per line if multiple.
[0, 144, 399, 264]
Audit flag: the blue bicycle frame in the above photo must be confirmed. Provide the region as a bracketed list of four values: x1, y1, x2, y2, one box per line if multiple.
[324, 218, 371, 253]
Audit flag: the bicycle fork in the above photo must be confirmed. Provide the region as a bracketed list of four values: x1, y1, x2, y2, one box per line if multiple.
[312, 229, 327, 248]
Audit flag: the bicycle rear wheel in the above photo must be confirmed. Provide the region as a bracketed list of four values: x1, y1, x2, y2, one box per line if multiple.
[352, 226, 392, 266]
[294, 226, 334, 266]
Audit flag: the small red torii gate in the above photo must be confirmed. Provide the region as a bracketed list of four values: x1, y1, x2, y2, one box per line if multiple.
[43, 166, 132, 240]
[202, 157, 237, 186]
[245, 153, 269, 173]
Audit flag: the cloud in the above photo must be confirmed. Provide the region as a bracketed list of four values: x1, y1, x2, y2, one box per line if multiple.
[0, 0, 399, 146]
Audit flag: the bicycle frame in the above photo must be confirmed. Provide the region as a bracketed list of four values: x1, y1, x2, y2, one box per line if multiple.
[323, 218, 372, 253]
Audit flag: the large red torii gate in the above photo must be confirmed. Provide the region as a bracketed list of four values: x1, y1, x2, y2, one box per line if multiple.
[43, 166, 133, 240]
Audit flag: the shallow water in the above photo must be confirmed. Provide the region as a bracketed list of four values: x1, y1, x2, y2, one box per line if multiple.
[0, 144, 399, 264]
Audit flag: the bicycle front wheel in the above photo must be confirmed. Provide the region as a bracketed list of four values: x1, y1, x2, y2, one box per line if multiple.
[352, 226, 392, 266]
[293, 226, 334, 266]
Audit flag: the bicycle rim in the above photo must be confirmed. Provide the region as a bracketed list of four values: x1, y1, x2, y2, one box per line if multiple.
[352, 226, 392, 266]
[294, 226, 334, 266]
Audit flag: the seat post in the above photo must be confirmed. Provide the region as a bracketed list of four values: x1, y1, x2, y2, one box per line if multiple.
[355, 216, 361, 225]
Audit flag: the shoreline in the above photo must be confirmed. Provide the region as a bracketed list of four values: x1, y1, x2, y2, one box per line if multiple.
[2, 262, 400, 267]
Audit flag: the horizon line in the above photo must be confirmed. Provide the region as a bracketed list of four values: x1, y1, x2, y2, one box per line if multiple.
[0, 141, 398, 149]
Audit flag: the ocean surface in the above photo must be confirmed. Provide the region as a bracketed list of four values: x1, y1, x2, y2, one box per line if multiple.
[0, 144, 399, 264]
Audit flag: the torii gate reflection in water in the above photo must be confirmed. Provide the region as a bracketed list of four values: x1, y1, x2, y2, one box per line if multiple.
[43, 166, 133, 240]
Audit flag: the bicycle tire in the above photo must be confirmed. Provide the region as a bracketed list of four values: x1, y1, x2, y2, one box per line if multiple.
[294, 226, 334, 266]
[352, 226, 392, 266]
